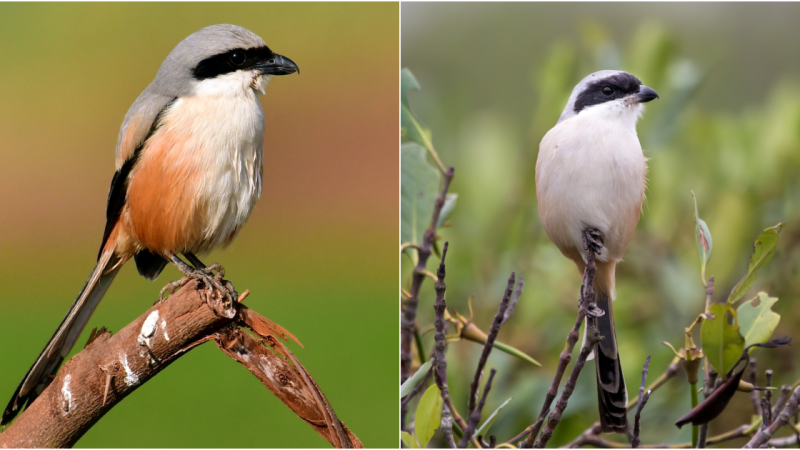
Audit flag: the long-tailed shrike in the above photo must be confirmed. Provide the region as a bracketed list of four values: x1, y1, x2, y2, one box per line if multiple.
[535, 70, 658, 433]
[2, 24, 298, 424]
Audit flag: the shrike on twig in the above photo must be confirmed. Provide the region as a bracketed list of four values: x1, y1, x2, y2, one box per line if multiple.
[2, 24, 298, 424]
[535, 70, 658, 433]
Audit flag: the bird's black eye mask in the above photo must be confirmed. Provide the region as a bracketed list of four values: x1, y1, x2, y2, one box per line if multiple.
[193, 46, 275, 80]
[573, 73, 642, 114]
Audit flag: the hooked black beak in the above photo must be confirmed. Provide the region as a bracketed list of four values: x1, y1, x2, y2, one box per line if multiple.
[636, 85, 659, 103]
[258, 53, 299, 76]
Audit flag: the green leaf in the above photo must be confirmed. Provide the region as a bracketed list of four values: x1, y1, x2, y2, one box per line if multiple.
[435, 193, 458, 229]
[415, 384, 443, 447]
[475, 397, 513, 438]
[728, 223, 784, 304]
[400, 431, 420, 449]
[492, 340, 541, 366]
[401, 358, 433, 398]
[692, 192, 713, 279]
[701, 303, 745, 377]
[401, 143, 441, 261]
[401, 69, 432, 149]
[738, 292, 781, 350]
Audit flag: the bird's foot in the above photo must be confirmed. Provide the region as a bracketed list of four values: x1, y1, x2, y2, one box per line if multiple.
[580, 302, 605, 318]
[582, 228, 604, 255]
[159, 264, 238, 315]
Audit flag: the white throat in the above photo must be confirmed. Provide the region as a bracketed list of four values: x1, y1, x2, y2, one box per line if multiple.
[193, 70, 270, 97]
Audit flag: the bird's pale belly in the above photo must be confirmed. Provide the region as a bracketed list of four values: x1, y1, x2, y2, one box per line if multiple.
[536, 131, 646, 263]
[121, 95, 264, 257]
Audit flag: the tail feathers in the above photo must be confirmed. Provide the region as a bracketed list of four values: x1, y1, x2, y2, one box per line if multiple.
[1, 250, 121, 425]
[592, 288, 629, 434]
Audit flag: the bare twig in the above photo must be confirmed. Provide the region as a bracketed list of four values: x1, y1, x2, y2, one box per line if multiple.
[462, 369, 497, 448]
[401, 366, 432, 407]
[563, 356, 683, 449]
[632, 356, 652, 448]
[567, 423, 756, 449]
[432, 242, 456, 449]
[401, 166, 454, 427]
[512, 312, 584, 447]
[520, 242, 601, 448]
[760, 397, 772, 435]
[773, 385, 792, 420]
[766, 369, 774, 423]
[459, 274, 515, 448]
[745, 386, 800, 448]
[441, 403, 457, 449]
[503, 276, 524, 326]
[697, 276, 715, 449]
[534, 328, 600, 448]
[0, 280, 359, 448]
[696, 368, 718, 448]
[749, 358, 762, 416]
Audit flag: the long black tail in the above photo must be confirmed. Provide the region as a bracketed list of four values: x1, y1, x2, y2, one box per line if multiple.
[591, 288, 628, 434]
[2, 250, 121, 425]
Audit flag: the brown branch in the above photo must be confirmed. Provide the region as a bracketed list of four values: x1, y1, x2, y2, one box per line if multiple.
[0, 281, 360, 449]
[401, 166, 455, 427]
[745, 386, 800, 448]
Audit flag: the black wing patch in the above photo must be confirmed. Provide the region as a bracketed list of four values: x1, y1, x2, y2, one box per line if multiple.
[97, 98, 175, 260]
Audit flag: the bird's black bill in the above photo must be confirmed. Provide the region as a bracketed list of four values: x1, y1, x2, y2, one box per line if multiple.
[636, 85, 659, 103]
[258, 54, 299, 75]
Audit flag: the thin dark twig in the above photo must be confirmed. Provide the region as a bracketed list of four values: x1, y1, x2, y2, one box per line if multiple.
[765, 369, 774, 424]
[512, 312, 584, 447]
[533, 328, 600, 448]
[632, 355, 652, 448]
[489, 435, 497, 448]
[563, 357, 682, 449]
[745, 386, 800, 448]
[697, 277, 715, 449]
[441, 404, 457, 449]
[401, 367, 432, 407]
[459, 274, 515, 448]
[401, 166, 454, 428]
[749, 358, 762, 416]
[518, 243, 602, 449]
[502, 276, 524, 326]
[772, 385, 792, 420]
[524, 239, 600, 449]
[760, 397, 771, 434]
[432, 242, 457, 449]
[462, 369, 497, 448]
[697, 368, 718, 448]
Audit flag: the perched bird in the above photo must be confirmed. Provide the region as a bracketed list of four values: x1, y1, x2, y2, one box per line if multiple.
[2, 24, 298, 424]
[535, 70, 658, 433]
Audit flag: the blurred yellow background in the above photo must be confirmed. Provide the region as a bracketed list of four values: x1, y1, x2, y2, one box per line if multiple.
[403, 3, 800, 447]
[0, 3, 397, 447]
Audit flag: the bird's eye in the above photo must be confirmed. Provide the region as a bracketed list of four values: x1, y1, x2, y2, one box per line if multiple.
[602, 86, 613, 96]
[230, 52, 246, 66]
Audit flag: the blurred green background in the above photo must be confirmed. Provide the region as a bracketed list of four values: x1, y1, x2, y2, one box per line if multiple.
[402, 3, 800, 447]
[0, 3, 397, 447]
